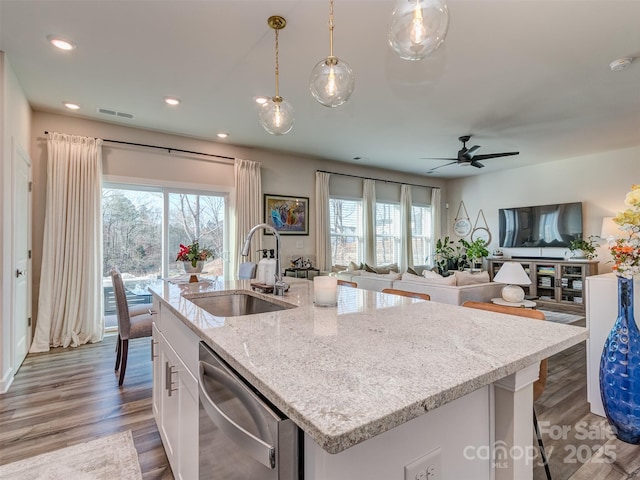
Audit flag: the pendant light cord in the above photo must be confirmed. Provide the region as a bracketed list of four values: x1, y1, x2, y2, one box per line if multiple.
[328, 0, 334, 57]
[274, 28, 280, 98]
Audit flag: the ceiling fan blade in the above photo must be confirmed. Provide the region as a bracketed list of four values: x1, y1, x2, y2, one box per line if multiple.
[470, 160, 485, 168]
[420, 157, 458, 161]
[471, 151, 519, 161]
[426, 161, 458, 173]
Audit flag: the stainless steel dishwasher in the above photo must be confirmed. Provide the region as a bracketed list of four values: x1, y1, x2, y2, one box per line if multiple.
[198, 342, 301, 479]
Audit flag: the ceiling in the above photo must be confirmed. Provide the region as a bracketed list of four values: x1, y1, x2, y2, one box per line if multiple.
[1, 0, 639, 178]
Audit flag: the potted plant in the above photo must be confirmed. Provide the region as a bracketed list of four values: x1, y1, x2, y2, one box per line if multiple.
[460, 238, 490, 270]
[433, 236, 466, 275]
[567, 235, 598, 260]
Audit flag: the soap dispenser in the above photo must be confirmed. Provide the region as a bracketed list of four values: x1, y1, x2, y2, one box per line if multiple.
[256, 249, 269, 284]
[263, 249, 277, 286]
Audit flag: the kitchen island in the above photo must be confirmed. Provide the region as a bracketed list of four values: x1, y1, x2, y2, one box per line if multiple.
[149, 277, 587, 480]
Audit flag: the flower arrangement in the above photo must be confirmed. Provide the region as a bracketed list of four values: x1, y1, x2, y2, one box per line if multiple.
[176, 241, 214, 268]
[610, 185, 640, 279]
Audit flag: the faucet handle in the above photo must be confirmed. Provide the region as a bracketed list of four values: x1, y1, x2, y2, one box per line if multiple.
[273, 280, 288, 296]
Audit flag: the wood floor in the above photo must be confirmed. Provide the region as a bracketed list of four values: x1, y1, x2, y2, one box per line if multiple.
[534, 318, 640, 480]
[0, 334, 173, 479]
[2, 320, 639, 480]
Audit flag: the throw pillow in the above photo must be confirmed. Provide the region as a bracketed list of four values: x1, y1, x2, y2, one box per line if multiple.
[454, 270, 490, 286]
[332, 264, 347, 273]
[347, 261, 360, 271]
[423, 269, 444, 279]
[401, 271, 456, 285]
[364, 263, 377, 273]
[407, 266, 419, 275]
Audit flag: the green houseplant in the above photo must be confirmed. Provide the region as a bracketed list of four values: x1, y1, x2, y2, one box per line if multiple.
[568, 235, 598, 260]
[434, 236, 466, 275]
[460, 238, 490, 270]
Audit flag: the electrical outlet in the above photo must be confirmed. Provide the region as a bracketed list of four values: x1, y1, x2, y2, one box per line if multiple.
[404, 447, 442, 480]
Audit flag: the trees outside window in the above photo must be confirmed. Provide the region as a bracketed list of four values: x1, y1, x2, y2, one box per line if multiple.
[329, 198, 363, 266]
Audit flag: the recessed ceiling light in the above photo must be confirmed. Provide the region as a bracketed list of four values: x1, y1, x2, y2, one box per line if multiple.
[217, 133, 229, 139]
[254, 96, 269, 105]
[47, 35, 76, 51]
[609, 57, 633, 71]
[62, 101, 80, 110]
[164, 96, 181, 106]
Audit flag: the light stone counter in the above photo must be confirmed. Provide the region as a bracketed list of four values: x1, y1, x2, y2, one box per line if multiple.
[150, 277, 588, 455]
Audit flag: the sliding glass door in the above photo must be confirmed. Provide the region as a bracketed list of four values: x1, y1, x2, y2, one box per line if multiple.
[102, 184, 228, 328]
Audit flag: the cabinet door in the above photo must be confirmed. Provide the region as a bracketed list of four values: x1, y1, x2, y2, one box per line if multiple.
[161, 339, 180, 470]
[560, 264, 585, 306]
[534, 263, 557, 301]
[177, 367, 199, 480]
[152, 323, 162, 421]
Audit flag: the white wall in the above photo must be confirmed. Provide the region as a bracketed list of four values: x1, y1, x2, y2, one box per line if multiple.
[1, 52, 32, 392]
[445, 148, 640, 274]
[29, 111, 447, 322]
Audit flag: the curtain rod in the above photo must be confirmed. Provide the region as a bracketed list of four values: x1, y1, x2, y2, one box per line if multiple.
[316, 170, 440, 190]
[44, 131, 235, 161]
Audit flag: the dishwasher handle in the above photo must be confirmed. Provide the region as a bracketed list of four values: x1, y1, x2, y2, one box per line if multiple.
[198, 361, 276, 469]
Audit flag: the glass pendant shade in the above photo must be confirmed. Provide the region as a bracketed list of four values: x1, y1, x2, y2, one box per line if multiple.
[309, 56, 355, 107]
[388, 0, 449, 61]
[259, 97, 294, 135]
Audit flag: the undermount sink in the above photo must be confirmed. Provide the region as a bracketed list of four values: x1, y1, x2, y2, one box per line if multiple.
[185, 291, 296, 317]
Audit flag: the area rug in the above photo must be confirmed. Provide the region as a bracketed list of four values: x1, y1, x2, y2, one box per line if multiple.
[0, 430, 142, 480]
[539, 309, 585, 325]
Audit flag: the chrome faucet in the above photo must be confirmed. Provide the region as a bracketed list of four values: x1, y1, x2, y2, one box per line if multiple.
[241, 223, 287, 296]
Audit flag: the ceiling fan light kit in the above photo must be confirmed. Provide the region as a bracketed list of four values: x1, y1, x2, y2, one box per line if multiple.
[309, 0, 355, 107]
[259, 16, 295, 135]
[388, 0, 449, 61]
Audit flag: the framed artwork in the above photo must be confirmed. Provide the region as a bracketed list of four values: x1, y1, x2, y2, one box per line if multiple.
[264, 194, 309, 235]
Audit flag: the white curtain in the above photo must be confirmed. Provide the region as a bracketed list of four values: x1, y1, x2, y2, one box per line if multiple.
[400, 185, 413, 272]
[315, 172, 332, 271]
[363, 179, 376, 266]
[430, 188, 442, 268]
[31, 133, 104, 352]
[233, 159, 262, 277]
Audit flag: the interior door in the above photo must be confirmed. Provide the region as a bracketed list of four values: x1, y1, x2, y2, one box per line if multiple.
[13, 143, 31, 370]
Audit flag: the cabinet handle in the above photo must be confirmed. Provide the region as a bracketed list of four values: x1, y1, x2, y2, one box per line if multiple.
[165, 361, 178, 396]
[151, 339, 158, 360]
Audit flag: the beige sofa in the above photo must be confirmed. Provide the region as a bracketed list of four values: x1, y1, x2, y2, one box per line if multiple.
[351, 270, 503, 306]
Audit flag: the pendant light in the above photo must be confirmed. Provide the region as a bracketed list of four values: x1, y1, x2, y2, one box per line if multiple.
[388, 0, 449, 61]
[309, 0, 355, 107]
[259, 16, 294, 135]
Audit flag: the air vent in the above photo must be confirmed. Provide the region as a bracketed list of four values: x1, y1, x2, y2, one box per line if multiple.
[96, 107, 135, 120]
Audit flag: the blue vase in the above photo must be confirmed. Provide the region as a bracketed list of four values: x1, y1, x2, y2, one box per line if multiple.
[599, 276, 640, 444]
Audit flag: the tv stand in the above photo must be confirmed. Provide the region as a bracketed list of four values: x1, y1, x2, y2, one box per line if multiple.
[511, 255, 565, 261]
[488, 258, 599, 314]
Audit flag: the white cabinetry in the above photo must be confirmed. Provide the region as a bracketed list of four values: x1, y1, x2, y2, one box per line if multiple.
[152, 299, 199, 479]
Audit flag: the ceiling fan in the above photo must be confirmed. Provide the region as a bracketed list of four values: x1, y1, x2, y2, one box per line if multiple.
[424, 135, 519, 173]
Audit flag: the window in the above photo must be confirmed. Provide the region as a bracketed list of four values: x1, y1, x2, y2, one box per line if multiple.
[329, 198, 363, 266]
[102, 184, 228, 328]
[375, 202, 401, 265]
[411, 205, 432, 266]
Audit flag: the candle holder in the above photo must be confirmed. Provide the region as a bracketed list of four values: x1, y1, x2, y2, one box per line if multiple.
[314, 276, 338, 307]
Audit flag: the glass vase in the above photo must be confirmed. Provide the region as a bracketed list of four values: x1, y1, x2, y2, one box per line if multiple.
[599, 276, 640, 444]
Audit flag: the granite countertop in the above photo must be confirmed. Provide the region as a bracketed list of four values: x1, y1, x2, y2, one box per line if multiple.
[149, 277, 588, 454]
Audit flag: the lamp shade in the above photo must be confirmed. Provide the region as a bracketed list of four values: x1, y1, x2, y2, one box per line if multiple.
[259, 97, 294, 135]
[493, 262, 531, 285]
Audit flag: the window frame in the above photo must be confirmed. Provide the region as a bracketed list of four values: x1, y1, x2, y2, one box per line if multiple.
[329, 195, 364, 266]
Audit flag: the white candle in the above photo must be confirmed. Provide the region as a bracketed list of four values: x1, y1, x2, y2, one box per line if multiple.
[314, 276, 338, 307]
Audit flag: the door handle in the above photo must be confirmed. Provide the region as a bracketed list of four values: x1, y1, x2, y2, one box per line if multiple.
[198, 361, 276, 469]
[16, 269, 24, 278]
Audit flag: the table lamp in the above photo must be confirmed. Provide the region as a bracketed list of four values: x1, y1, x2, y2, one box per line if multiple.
[493, 261, 532, 303]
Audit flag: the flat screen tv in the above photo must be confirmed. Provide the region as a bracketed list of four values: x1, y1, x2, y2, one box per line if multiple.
[498, 202, 583, 248]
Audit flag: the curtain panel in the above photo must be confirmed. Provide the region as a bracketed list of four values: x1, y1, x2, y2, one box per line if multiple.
[31, 133, 104, 352]
[400, 185, 413, 271]
[430, 188, 442, 268]
[315, 172, 331, 271]
[233, 159, 262, 277]
[363, 179, 376, 266]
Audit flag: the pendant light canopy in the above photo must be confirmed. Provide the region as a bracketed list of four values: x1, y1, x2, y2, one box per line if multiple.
[309, 0, 355, 107]
[259, 16, 294, 135]
[388, 0, 449, 61]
